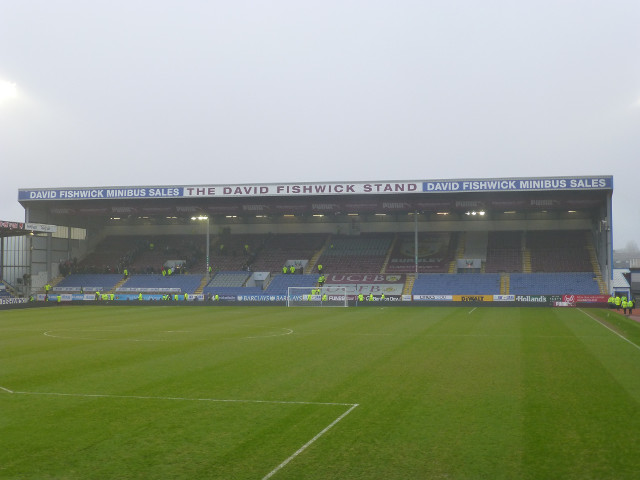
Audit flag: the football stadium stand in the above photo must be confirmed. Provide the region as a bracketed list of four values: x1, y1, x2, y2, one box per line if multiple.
[412, 273, 502, 295]
[386, 232, 456, 273]
[509, 272, 600, 295]
[119, 274, 203, 294]
[485, 231, 523, 273]
[316, 234, 394, 273]
[54, 273, 124, 292]
[43, 228, 607, 298]
[249, 234, 325, 273]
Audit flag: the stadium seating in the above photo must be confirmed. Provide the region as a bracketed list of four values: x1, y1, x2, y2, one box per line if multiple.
[129, 235, 204, 274]
[58, 229, 604, 298]
[317, 234, 393, 273]
[386, 233, 455, 273]
[509, 273, 600, 295]
[527, 230, 592, 272]
[119, 274, 203, 294]
[412, 273, 500, 295]
[485, 231, 523, 273]
[412, 273, 501, 295]
[53, 273, 124, 292]
[206, 271, 252, 288]
[264, 274, 320, 296]
[250, 234, 325, 273]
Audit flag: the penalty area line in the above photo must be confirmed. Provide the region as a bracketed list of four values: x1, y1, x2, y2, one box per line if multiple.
[262, 403, 359, 480]
[0, 386, 359, 479]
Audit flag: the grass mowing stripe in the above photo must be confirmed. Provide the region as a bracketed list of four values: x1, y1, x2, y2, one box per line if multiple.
[521, 307, 640, 479]
[4, 306, 640, 479]
[578, 308, 640, 351]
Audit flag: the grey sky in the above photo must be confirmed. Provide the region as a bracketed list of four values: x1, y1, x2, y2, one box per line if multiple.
[1, 1, 638, 248]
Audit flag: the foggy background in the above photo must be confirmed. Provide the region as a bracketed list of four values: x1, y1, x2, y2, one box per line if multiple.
[1, 1, 638, 248]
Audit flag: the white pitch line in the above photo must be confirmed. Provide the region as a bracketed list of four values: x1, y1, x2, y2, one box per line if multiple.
[262, 403, 359, 480]
[244, 328, 294, 339]
[0, 386, 358, 478]
[578, 308, 640, 352]
[44, 330, 169, 342]
[468, 307, 477, 314]
[1, 389, 355, 407]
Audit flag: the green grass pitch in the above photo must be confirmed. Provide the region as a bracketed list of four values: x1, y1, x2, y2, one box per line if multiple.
[2, 305, 640, 479]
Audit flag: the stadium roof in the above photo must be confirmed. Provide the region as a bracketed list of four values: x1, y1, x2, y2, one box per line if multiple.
[19, 175, 613, 203]
[17, 175, 613, 227]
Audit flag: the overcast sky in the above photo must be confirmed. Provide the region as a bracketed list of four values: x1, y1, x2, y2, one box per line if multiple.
[1, 1, 638, 248]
